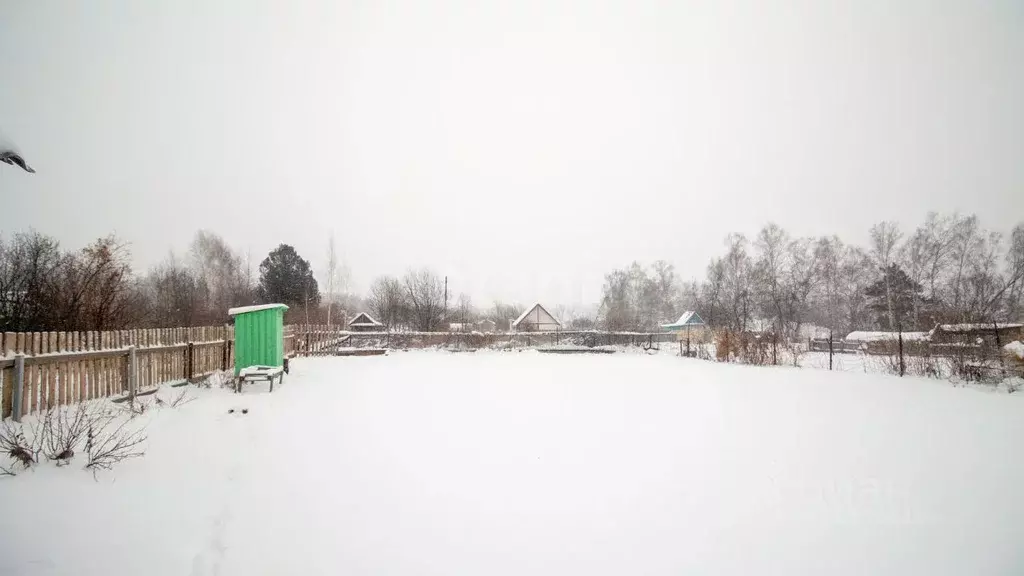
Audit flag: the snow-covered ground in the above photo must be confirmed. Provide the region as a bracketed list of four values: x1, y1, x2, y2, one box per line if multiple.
[2, 351, 1024, 575]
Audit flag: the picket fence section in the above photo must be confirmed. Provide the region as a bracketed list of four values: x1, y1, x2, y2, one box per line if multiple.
[0, 327, 237, 420]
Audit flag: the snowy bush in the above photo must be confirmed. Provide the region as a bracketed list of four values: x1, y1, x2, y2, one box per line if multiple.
[1, 403, 148, 477]
[43, 404, 92, 466]
[84, 407, 147, 476]
[0, 418, 44, 475]
[173, 388, 197, 407]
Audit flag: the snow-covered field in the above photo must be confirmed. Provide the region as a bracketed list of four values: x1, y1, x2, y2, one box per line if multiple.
[2, 351, 1024, 575]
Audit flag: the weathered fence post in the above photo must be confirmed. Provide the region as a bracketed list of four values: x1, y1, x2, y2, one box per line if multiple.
[12, 355, 25, 422]
[828, 330, 834, 371]
[897, 327, 905, 377]
[186, 342, 194, 380]
[128, 346, 138, 399]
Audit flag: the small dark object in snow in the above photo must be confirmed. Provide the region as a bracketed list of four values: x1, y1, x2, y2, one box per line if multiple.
[228, 409, 235, 414]
[8, 446, 34, 468]
[54, 448, 74, 466]
[241, 409, 249, 415]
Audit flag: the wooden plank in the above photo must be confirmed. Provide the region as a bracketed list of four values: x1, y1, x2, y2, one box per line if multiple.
[102, 356, 110, 396]
[103, 356, 111, 397]
[2, 333, 14, 417]
[83, 359, 91, 400]
[57, 333, 66, 405]
[26, 333, 39, 414]
[1, 366, 12, 419]
[77, 359, 86, 402]
[63, 360, 71, 405]
[47, 333, 57, 409]
[0, 370, 10, 416]
[114, 356, 123, 394]
[94, 357, 102, 398]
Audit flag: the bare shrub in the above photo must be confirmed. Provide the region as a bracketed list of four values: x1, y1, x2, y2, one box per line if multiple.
[714, 330, 733, 362]
[785, 341, 806, 367]
[0, 416, 48, 473]
[905, 355, 943, 379]
[121, 397, 151, 418]
[84, 408, 147, 477]
[169, 388, 196, 408]
[43, 404, 92, 465]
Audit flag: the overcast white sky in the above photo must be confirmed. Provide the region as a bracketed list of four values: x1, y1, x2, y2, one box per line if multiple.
[1, 0, 1022, 307]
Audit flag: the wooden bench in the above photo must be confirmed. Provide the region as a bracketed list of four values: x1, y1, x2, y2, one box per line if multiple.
[236, 365, 285, 393]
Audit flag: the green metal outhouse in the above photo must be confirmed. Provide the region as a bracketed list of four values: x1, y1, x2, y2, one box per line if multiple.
[228, 303, 288, 376]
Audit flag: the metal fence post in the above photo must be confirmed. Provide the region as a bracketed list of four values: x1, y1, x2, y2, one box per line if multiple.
[12, 355, 25, 422]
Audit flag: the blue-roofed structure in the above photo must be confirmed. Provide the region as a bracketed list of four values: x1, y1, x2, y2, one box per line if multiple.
[661, 311, 705, 331]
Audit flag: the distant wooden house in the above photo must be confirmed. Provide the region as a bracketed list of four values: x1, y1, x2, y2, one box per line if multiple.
[662, 311, 707, 354]
[348, 312, 383, 332]
[928, 323, 1024, 347]
[661, 311, 705, 335]
[477, 319, 496, 333]
[512, 303, 562, 332]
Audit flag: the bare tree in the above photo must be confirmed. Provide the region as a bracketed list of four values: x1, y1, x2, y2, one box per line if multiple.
[145, 255, 203, 327]
[403, 269, 446, 331]
[1001, 224, 1024, 320]
[753, 223, 790, 338]
[368, 275, 407, 330]
[456, 293, 474, 325]
[721, 234, 754, 332]
[190, 230, 251, 318]
[0, 231, 62, 331]
[490, 301, 524, 329]
[868, 222, 904, 330]
[325, 234, 338, 328]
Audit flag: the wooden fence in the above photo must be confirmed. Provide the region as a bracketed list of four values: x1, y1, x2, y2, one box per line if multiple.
[0, 327, 236, 421]
[1, 323, 670, 421]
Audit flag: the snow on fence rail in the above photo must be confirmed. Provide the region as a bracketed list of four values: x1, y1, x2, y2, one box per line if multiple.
[0, 327, 237, 420]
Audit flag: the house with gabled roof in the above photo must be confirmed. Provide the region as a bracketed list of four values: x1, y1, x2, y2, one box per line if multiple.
[661, 311, 705, 332]
[348, 312, 383, 332]
[512, 303, 562, 332]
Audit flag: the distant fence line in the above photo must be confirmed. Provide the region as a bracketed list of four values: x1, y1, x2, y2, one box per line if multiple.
[292, 325, 677, 355]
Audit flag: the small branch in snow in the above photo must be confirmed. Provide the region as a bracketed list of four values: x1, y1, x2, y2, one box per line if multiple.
[85, 408, 147, 478]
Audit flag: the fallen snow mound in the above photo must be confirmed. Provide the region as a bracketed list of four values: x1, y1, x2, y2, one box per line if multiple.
[1004, 340, 1024, 360]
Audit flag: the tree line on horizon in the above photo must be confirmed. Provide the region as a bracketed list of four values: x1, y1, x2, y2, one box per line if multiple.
[596, 213, 1024, 340]
[2, 211, 1022, 338]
